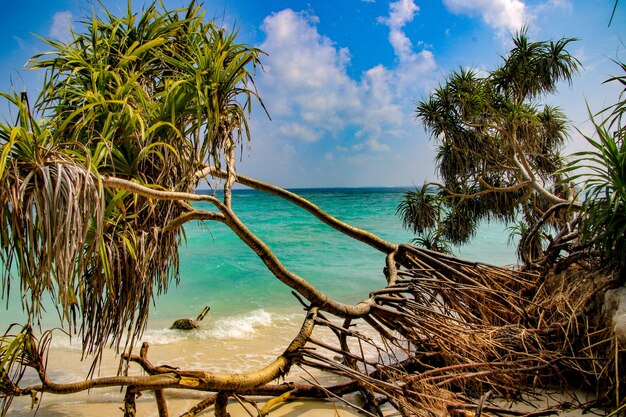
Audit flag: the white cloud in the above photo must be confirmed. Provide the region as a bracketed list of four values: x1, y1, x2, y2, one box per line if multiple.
[539, 0, 572, 12]
[277, 122, 321, 143]
[240, 4, 437, 187]
[367, 139, 391, 152]
[377, 0, 420, 61]
[377, 0, 436, 95]
[443, 0, 527, 32]
[378, 0, 419, 28]
[258, 9, 360, 134]
[48, 11, 73, 43]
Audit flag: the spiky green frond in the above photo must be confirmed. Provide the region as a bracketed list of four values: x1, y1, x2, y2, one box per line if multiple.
[0, 1, 266, 358]
[441, 206, 480, 245]
[567, 82, 626, 271]
[411, 230, 452, 254]
[0, 325, 51, 415]
[492, 28, 580, 101]
[396, 185, 440, 234]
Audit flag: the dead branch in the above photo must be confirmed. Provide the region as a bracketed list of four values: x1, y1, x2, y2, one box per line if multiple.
[196, 167, 397, 254]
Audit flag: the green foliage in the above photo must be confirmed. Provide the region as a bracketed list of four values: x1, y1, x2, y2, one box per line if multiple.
[491, 32, 579, 100]
[411, 230, 453, 255]
[0, 1, 264, 357]
[396, 185, 440, 234]
[396, 186, 452, 253]
[507, 219, 547, 263]
[0, 325, 51, 415]
[566, 63, 626, 272]
[399, 29, 579, 260]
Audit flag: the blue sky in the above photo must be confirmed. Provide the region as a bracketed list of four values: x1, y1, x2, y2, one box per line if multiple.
[0, 0, 624, 187]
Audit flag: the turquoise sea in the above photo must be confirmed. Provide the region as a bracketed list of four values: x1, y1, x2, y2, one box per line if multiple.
[149, 187, 519, 326]
[4, 187, 522, 416]
[2, 187, 519, 333]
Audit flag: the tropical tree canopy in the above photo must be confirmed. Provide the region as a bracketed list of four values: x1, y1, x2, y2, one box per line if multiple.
[0, 1, 264, 356]
[398, 30, 580, 262]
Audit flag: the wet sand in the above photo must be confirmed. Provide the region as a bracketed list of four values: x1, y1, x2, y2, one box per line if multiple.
[10, 393, 371, 417]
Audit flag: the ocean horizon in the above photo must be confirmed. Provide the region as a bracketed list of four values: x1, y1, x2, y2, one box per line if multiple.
[2, 187, 519, 329]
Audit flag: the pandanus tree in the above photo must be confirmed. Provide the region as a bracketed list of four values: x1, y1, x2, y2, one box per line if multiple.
[0, 4, 623, 417]
[0, 1, 266, 359]
[0, 2, 404, 415]
[397, 30, 582, 265]
[566, 62, 626, 277]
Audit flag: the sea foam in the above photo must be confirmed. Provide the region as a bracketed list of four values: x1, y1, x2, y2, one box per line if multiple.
[135, 309, 275, 345]
[207, 309, 273, 340]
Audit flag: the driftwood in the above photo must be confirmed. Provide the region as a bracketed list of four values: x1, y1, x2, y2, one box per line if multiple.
[171, 306, 211, 330]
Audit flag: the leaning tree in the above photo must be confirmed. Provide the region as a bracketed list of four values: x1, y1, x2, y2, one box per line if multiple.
[1, 4, 623, 417]
[397, 30, 584, 267]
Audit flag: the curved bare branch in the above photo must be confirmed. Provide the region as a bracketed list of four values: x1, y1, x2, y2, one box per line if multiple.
[520, 202, 579, 265]
[102, 175, 383, 318]
[511, 141, 576, 206]
[163, 210, 226, 233]
[195, 167, 397, 254]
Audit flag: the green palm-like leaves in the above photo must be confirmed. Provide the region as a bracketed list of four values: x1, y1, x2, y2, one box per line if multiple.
[396, 185, 441, 234]
[0, 325, 53, 414]
[565, 69, 626, 271]
[396, 186, 455, 252]
[400, 30, 578, 256]
[411, 230, 452, 255]
[0, 1, 265, 358]
[492, 28, 579, 101]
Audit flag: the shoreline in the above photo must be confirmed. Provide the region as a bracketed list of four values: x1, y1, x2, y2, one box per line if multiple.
[8, 320, 371, 417]
[7, 314, 604, 417]
[10, 393, 370, 417]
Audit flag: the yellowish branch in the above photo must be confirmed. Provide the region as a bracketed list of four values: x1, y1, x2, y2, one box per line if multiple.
[102, 176, 222, 204]
[163, 210, 225, 233]
[260, 391, 293, 416]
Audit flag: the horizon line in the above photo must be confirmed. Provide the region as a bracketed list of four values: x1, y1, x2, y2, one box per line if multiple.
[196, 185, 416, 191]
